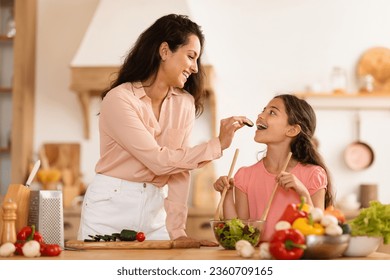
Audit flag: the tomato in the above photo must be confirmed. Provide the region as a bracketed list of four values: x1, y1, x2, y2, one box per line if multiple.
[136, 232, 145, 242]
[14, 241, 24, 255]
[42, 244, 62, 256]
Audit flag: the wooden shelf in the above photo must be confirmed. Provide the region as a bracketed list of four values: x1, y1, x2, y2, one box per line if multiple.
[0, 87, 12, 93]
[0, 147, 11, 154]
[296, 92, 390, 98]
[0, 35, 14, 42]
[295, 91, 390, 110]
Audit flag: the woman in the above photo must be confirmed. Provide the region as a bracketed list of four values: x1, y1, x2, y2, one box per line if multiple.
[213, 94, 333, 241]
[77, 14, 250, 243]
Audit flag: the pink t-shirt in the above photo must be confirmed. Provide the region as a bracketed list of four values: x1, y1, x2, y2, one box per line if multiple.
[95, 82, 222, 239]
[234, 160, 327, 241]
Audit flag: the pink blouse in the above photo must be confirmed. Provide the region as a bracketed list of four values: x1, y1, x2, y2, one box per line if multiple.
[234, 160, 327, 241]
[95, 82, 222, 239]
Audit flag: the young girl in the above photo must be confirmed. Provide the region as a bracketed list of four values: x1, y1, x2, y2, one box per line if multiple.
[213, 94, 333, 241]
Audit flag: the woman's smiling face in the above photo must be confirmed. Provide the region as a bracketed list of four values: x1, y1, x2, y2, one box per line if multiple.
[160, 34, 201, 88]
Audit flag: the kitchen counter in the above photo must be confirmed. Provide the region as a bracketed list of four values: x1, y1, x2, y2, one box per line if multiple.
[3, 246, 390, 260]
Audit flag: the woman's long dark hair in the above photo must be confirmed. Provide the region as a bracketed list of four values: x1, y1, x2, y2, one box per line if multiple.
[102, 14, 206, 116]
[275, 94, 334, 207]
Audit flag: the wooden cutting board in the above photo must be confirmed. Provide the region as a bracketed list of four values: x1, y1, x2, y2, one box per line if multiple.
[65, 240, 201, 250]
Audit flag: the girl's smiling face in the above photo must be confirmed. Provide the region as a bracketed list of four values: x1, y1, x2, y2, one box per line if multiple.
[254, 97, 297, 144]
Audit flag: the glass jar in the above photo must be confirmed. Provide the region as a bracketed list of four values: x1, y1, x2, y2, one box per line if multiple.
[330, 67, 348, 94]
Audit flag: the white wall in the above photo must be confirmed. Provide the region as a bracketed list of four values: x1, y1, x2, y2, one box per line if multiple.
[35, 0, 390, 205]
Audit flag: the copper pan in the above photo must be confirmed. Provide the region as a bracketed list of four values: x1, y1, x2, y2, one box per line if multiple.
[344, 113, 374, 171]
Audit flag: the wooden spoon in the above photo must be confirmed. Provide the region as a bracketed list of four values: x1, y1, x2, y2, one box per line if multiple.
[214, 148, 239, 220]
[261, 152, 292, 222]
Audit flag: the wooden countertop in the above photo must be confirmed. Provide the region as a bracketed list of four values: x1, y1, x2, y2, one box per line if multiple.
[3, 246, 390, 260]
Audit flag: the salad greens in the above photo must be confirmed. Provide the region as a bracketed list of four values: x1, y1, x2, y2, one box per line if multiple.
[213, 218, 261, 249]
[348, 201, 390, 244]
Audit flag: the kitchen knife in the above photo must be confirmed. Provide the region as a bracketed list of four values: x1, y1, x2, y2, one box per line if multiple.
[25, 160, 41, 187]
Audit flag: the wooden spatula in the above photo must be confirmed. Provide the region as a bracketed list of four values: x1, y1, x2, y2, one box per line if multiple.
[214, 148, 239, 221]
[261, 152, 292, 222]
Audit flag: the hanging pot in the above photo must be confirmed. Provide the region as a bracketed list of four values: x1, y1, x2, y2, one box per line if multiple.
[344, 113, 374, 171]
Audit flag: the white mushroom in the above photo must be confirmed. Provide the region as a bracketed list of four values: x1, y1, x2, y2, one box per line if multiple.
[259, 242, 273, 259]
[0, 242, 16, 257]
[310, 207, 324, 223]
[321, 214, 339, 227]
[274, 220, 291, 231]
[235, 240, 255, 258]
[22, 240, 41, 258]
[325, 223, 343, 236]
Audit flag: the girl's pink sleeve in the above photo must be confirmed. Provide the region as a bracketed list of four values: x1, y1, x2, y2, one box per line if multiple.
[307, 166, 328, 195]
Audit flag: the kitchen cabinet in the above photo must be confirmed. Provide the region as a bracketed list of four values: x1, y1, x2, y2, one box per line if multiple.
[0, 0, 37, 196]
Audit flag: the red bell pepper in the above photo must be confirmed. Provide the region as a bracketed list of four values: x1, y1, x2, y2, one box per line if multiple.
[14, 224, 45, 255]
[278, 197, 309, 224]
[16, 225, 44, 243]
[269, 228, 306, 260]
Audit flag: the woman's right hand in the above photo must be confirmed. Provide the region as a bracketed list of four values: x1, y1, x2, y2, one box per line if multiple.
[213, 176, 234, 192]
[218, 116, 249, 150]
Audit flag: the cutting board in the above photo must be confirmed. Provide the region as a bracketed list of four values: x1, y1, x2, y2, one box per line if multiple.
[65, 240, 201, 250]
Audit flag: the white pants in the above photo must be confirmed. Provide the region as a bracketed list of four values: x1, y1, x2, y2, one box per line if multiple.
[77, 174, 169, 240]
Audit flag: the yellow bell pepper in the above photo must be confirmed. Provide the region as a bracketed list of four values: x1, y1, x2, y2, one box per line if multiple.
[292, 217, 325, 236]
[297, 196, 311, 213]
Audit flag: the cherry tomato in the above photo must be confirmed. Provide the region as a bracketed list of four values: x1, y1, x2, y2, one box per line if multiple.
[136, 232, 145, 242]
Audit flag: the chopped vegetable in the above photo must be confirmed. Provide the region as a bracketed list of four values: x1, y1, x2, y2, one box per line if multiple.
[348, 201, 390, 244]
[84, 229, 145, 242]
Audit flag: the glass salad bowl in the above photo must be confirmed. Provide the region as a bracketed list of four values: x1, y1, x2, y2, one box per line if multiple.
[210, 218, 264, 250]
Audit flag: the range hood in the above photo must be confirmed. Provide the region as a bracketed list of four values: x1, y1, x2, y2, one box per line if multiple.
[70, 0, 214, 139]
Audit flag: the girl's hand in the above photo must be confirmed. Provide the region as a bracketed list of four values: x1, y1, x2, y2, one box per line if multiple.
[276, 171, 308, 197]
[213, 176, 234, 193]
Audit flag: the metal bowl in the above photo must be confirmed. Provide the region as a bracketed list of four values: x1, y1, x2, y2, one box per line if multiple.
[210, 219, 264, 250]
[303, 234, 350, 259]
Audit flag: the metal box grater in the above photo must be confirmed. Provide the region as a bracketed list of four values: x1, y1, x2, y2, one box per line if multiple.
[27, 190, 64, 247]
